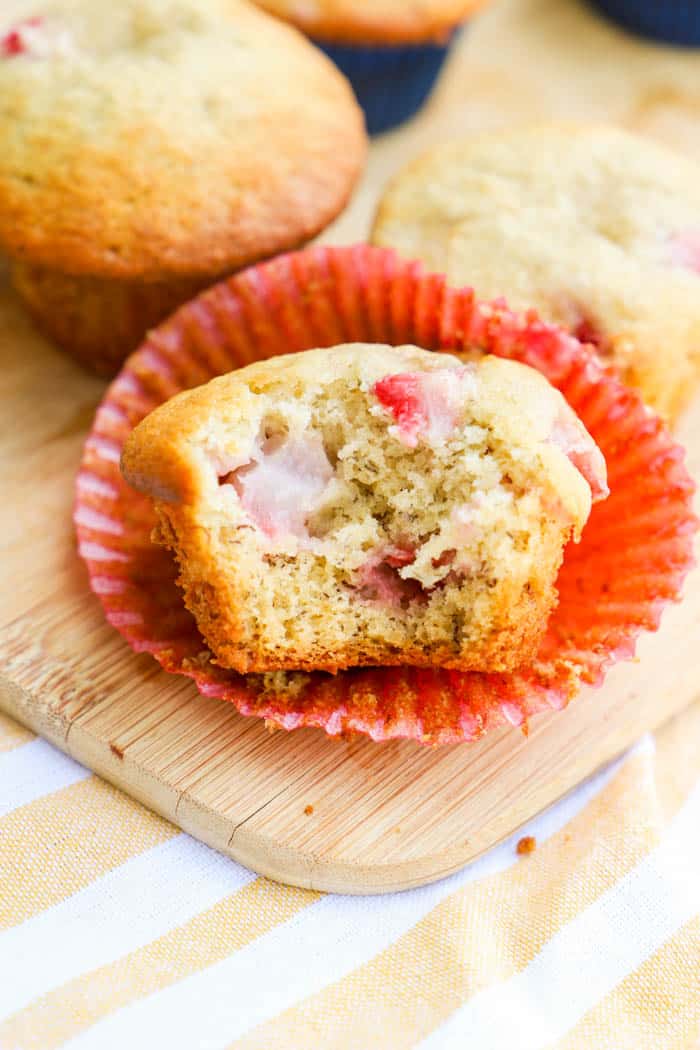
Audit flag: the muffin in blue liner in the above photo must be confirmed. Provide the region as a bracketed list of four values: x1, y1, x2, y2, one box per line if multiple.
[250, 2, 484, 134]
[589, 0, 700, 46]
[317, 38, 453, 135]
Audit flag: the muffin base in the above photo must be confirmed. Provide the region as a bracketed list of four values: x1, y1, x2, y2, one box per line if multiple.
[11, 262, 216, 377]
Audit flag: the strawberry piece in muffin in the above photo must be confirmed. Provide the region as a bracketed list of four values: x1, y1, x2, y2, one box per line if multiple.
[1, 17, 42, 56]
[0, 16, 74, 59]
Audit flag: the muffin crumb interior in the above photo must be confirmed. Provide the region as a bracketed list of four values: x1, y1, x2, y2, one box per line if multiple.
[145, 347, 604, 674]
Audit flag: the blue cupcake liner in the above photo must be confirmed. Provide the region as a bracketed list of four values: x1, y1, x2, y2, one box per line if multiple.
[589, 0, 700, 45]
[316, 37, 453, 135]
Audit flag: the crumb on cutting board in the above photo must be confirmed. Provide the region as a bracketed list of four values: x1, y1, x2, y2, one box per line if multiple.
[517, 835, 536, 855]
[304, 804, 314, 816]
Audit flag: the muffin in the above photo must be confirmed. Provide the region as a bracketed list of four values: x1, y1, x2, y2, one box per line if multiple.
[78, 245, 695, 744]
[121, 343, 607, 675]
[251, 1, 486, 135]
[372, 125, 700, 420]
[0, 0, 367, 375]
[588, 0, 700, 46]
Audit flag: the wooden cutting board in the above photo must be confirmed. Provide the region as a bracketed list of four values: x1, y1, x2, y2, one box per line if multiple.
[2, 0, 700, 894]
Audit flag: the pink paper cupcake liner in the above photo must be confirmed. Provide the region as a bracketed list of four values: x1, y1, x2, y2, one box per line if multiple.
[75, 245, 698, 745]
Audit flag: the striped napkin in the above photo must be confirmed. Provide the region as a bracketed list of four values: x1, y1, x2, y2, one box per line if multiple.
[1, 702, 698, 1050]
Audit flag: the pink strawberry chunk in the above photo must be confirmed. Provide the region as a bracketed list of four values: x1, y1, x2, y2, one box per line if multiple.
[550, 410, 608, 502]
[1, 17, 43, 57]
[372, 368, 475, 447]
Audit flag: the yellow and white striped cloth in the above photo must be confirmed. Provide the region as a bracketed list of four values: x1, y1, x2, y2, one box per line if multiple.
[0, 703, 698, 1050]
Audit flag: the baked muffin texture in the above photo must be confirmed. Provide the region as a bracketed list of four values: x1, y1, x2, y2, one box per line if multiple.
[122, 343, 607, 675]
[372, 125, 700, 420]
[0, 0, 366, 373]
[251, 0, 484, 45]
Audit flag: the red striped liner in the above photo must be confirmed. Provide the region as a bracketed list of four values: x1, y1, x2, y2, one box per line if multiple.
[75, 245, 697, 745]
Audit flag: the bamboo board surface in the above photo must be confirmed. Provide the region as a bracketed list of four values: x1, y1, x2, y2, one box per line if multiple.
[2, 0, 700, 893]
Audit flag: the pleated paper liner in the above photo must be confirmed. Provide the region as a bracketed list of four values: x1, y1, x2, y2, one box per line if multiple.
[75, 245, 697, 745]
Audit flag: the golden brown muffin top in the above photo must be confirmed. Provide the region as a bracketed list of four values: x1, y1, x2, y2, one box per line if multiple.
[0, 0, 366, 279]
[251, 0, 485, 44]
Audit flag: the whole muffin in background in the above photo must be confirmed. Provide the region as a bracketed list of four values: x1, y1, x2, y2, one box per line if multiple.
[252, 1, 487, 135]
[587, 0, 700, 46]
[253, 0, 481, 43]
[121, 343, 606, 675]
[372, 125, 700, 420]
[0, 0, 367, 375]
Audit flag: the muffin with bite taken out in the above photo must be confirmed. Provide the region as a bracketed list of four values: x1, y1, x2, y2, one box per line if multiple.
[121, 343, 607, 674]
